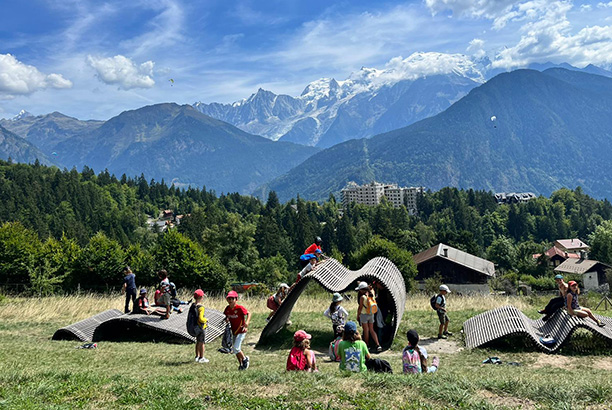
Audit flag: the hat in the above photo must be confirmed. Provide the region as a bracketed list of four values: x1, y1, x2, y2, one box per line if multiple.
[194, 289, 205, 298]
[279, 283, 289, 289]
[439, 284, 451, 293]
[315, 249, 322, 253]
[139, 288, 147, 294]
[226, 290, 239, 299]
[332, 292, 343, 302]
[355, 281, 369, 291]
[554, 274, 564, 280]
[568, 281, 578, 287]
[344, 321, 357, 333]
[294, 330, 312, 342]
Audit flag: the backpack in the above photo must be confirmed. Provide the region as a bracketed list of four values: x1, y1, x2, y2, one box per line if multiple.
[218, 323, 233, 354]
[430, 294, 439, 310]
[402, 347, 422, 374]
[365, 358, 393, 373]
[169, 282, 177, 298]
[287, 347, 308, 371]
[329, 337, 342, 362]
[186, 304, 200, 337]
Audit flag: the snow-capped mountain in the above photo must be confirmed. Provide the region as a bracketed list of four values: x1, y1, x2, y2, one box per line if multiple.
[194, 52, 486, 147]
[11, 110, 33, 121]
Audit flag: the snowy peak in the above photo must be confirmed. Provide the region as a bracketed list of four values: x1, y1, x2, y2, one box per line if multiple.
[12, 110, 32, 121]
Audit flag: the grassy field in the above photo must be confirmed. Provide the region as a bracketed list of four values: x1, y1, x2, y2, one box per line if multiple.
[1, 289, 612, 409]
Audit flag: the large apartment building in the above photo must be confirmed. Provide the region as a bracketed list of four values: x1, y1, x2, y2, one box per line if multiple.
[341, 181, 424, 214]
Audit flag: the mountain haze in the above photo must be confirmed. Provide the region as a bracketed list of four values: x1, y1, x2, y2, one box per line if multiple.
[53, 103, 318, 194]
[259, 69, 612, 201]
[0, 125, 54, 166]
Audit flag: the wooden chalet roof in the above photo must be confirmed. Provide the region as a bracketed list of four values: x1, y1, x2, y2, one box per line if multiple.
[554, 239, 589, 251]
[554, 258, 611, 275]
[413, 243, 495, 277]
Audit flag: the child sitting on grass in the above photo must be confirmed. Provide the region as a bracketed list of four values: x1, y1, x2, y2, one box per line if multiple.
[223, 290, 251, 370]
[338, 321, 370, 373]
[286, 330, 317, 372]
[402, 329, 439, 374]
[187, 289, 209, 363]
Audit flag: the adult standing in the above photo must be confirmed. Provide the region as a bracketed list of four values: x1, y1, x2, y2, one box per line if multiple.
[122, 266, 137, 314]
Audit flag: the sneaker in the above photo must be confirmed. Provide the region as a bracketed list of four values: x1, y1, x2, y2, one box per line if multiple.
[598, 321, 606, 327]
[195, 356, 200, 363]
[198, 357, 210, 363]
[443, 331, 453, 336]
[376, 345, 382, 352]
[242, 356, 250, 370]
[538, 309, 546, 314]
[432, 356, 440, 368]
[438, 334, 447, 339]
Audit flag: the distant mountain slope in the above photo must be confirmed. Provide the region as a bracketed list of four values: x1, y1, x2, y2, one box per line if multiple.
[0, 125, 54, 165]
[259, 68, 612, 201]
[54, 103, 318, 194]
[0, 112, 103, 154]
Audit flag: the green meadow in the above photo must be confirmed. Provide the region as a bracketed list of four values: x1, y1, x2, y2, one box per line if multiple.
[1, 291, 612, 410]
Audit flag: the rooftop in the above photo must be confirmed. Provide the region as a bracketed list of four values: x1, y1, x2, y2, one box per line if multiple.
[413, 243, 495, 277]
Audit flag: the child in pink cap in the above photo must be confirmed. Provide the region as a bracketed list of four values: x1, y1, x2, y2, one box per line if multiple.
[223, 290, 251, 370]
[287, 330, 317, 372]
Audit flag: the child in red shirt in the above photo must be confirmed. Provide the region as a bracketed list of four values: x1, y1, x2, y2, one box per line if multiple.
[223, 290, 251, 370]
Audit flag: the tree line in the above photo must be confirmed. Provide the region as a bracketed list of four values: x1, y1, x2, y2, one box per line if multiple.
[2, 159, 612, 295]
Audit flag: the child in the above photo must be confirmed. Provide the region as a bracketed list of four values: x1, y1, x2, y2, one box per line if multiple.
[434, 285, 452, 339]
[402, 329, 439, 374]
[295, 257, 317, 283]
[223, 290, 251, 370]
[566, 281, 605, 327]
[287, 330, 317, 372]
[133, 289, 165, 316]
[267, 283, 290, 321]
[328, 325, 344, 362]
[121, 266, 137, 313]
[157, 269, 172, 320]
[187, 289, 209, 363]
[338, 321, 370, 372]
[356, 281, 382, 352]
[324, 292, 349, 335]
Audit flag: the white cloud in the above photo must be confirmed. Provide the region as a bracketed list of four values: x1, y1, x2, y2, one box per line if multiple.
[0, 54, 72, 98]
[424, 0, 518, 20]
[87, 55, 155, 89]
[467, 38, 486, 58]
[580, 4, 593, 11]
[598, 2, 612, 7]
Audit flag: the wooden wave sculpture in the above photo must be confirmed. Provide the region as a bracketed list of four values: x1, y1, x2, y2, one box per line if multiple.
[258, 257, 406, 349]
[463, 305, 612, 353]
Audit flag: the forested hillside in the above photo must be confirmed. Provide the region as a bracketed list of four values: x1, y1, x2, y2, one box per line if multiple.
[2, 160, 612, 295]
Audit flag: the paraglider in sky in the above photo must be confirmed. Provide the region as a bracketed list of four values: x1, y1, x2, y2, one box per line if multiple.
[490, 115, 497, 128]
[169, 79, 174, 86]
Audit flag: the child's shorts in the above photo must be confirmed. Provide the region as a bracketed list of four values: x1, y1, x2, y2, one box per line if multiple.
[232, 332, 246, 354]
[437, 310, 449, 324]
[359, 313, 374, 324]
[194, 327, 206, 343]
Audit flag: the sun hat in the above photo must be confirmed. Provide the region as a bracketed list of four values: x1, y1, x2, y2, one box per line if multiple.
[332, 292, 343, 302]
[279, 283, 289, 289]
[439, 284, 451, 293]
[294, 330, 312, 342]
[139, 288, 147, 294]
[226, 290, 239, 299]
[344, 321, 357, 333]
[194, 289, 205, 298]
[355, 281, 369, 291]
[554, 274, 564, 280]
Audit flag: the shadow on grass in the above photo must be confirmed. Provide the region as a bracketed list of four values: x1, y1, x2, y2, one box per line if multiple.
[477, 331, 612, 356]
[256, 327, 333, 351]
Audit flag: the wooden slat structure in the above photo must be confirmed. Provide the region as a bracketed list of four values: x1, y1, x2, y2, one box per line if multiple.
[258, 257, 406, 349]
[53, 308, 226, 344]
[463, 305, 612, 352]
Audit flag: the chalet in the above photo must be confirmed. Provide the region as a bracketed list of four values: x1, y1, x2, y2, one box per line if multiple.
[554, 239, 589, 253]
[554, 258, 611, 290]
[161, 209, 174, 220]
[413, 243, 496, 293]
[533, 246, 579, 267]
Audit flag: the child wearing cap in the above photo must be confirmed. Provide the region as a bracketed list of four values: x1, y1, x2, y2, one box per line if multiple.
[538, 274, 569, 321]
[223, 290, 251, 370]
[133, 288, 152, 315]
[266, 283, 290, 321]
[356, 281, 382, 352]
[286, 330, 317, 372]
[188, 289, 209, 363]
[338, 321, 371, 372]
[324, 293, 349, 335]
[566, 281, 605, 327]
[435, 285, 452, 339]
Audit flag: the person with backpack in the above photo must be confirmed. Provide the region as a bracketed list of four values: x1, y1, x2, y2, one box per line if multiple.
[433, 284, 452, 339]
[324, 293, 349, 335]
[356, 282, 382, 352]
[223, 290, 251, 370]
[338, 321, 371, 372]
[328, 325, 343, 362]
[186, 289, 209, 363]
[266, 283, 290, 322]
[402, 329, 439, 374]
[286, 330, 317, 372]
[157, 270, 172, 320]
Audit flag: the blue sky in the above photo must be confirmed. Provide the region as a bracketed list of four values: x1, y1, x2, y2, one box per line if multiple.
[1, 0, 612, 120]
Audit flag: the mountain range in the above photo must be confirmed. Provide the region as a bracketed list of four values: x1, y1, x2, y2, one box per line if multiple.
[258, 68, 612, 201]
[0, 124, 54, 166]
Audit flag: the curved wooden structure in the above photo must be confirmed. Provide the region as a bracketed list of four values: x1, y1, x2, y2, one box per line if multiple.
[463, 305, 612, 353]
[258, 257, 406, 349]
[52, 308, 226, 344]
